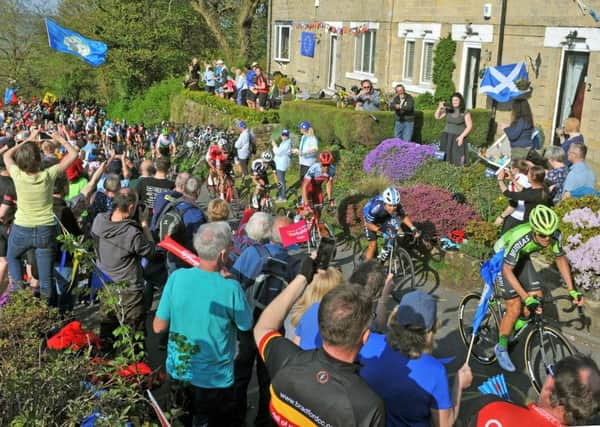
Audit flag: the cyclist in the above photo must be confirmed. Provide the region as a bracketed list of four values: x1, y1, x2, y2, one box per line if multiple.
[362, 187, 420, 262]
[251, 151, 277, 210]
[301, 151, 335, 212]
[492, 204, 583, 372]
[155, 127, 176, 158]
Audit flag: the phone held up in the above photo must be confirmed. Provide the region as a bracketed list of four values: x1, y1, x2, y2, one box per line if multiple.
[315, 237, 336, 271]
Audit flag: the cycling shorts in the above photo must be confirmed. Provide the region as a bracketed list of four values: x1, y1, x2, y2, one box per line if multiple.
[497, 256, 541, 300]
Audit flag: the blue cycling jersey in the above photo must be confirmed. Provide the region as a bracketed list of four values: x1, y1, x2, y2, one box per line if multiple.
[363, 195, 405, 225]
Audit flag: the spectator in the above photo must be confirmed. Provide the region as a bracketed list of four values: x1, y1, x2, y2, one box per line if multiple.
[234, 120, 250, 178]
[41, 140, 59, 165]
[254, 66, 269, 111]
[234, 67, 249, 106]
[434, 92, 472, 167]
[65, 159, 88, 202]
[203, 65, 216, 95]
[563, 143, 596, 199]
[271, 129, 291, 202]
[352, 79, 380, 111]
[497, 165, 550, 232]
[221, 75, 236, 100]
[361, 288, 472, 427]
[165, 176, 206, 273]
[153, 221, 253, 427]
[206, 198, 230, 222]
[150, 171, 189, 230]
[232, 214, 298, 427]
[3, 127, 78, 300]
[246, 63, 258, 109]
[215, 59, 228, 89]
[0, 152, 16, 290]
[290, 267, 344, 348]
[92, 189, 154, 346]
[292, 121, 318, 180]
[469, 354, 600, 427]
[129, 158, 154, 189]
[88, 173, 121, 224]
[254, 274, 386, 426]
[557, 117, 584, 164]
[544, 146, 569, 205]
[135, 157, 174, 210]
[499, 99, 534, 159]
[390, 84, 415, 141]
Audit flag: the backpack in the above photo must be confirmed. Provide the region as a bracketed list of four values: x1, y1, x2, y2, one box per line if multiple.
[248, 130, 257, 156]
[156, 198, 196, 243]
[245, 245, 292, 311]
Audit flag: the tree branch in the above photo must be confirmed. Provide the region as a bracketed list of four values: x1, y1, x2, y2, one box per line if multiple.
[189, 0, 231, 54]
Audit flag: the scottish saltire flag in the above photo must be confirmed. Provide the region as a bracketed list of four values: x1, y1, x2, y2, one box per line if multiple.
[479, 62, 528, 103]
[473, 250, 504, 335]
[45, 18, 107, 67]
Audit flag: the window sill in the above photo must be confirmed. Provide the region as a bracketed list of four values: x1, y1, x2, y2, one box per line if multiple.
[392, 81, 434, 94]
[345, 71, 378, 84]
[274, 58, 291, 63]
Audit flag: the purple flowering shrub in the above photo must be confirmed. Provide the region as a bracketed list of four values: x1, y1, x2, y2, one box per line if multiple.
[562, 207, 600, 291]
[364, 139, 436, 182]
[399, 185, 481, 238]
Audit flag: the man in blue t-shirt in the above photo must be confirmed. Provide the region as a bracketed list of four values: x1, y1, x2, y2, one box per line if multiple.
[153, 221, 253, 426]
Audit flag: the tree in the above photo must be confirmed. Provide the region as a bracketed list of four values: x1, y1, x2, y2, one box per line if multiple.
[188, 0, 265, 63]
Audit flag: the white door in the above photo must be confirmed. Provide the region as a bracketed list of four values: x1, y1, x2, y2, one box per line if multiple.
[328, 35, 338, 89]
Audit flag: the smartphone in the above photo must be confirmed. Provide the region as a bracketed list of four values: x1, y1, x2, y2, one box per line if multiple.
[316, 237, 336, 270]
[39, 132, 53, 140]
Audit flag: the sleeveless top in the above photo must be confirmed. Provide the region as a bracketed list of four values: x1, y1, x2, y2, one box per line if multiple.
[443, 110, 467, 135]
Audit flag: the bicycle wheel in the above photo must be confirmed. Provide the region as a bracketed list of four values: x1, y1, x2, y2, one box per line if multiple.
[524, 325, 574, 394]
[457, 292, 500, 365]
[389, 247, 415, 297]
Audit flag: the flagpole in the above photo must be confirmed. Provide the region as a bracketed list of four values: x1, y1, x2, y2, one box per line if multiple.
[465, 330, 476, 365]
[45, 18, 52, 48]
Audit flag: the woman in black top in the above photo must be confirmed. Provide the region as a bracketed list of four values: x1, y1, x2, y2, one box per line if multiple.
[496, 165, 551, 232]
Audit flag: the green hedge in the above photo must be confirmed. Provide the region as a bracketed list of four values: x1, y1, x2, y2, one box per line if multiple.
[170, 90, 279, 128]
[278, 101, 491, 147]
[107, 76, 183, 124]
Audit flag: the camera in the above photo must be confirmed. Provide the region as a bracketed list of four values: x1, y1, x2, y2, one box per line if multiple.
[443, 101, 454, 114]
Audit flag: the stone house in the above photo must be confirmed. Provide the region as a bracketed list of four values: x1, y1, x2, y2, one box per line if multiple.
[267, 0, 600, 172]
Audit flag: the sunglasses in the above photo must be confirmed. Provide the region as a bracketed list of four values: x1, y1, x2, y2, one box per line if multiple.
[535, 232, 552, 239]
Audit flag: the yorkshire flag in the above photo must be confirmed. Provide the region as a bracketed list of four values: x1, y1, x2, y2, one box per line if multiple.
[45, 18, 107, 67]
[479, 62, 528, 103]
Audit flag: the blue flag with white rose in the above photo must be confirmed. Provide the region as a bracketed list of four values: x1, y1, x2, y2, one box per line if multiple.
[45, 18, 108, 67]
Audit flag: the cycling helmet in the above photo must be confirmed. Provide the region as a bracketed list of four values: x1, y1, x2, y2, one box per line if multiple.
[261, 151, 273, 161]
[319, 151, 333, 165]
[382, 187, 401, 205]
[161, 127, 169, 135]
[217, 138, 228, 147]
[529, 205, 559, 235]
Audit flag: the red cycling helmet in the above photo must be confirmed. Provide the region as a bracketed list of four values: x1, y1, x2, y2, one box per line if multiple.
[319, 151, 334, 165]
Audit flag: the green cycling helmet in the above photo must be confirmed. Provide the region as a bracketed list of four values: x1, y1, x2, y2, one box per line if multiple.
[529, 205, 559, 235]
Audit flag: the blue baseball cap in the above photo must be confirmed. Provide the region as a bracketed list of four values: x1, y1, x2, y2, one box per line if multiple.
[238, 120, 247, 129]
[281, 129, 290, 136]
[395, 290, 437, 332]
[298, 121, 311, 130]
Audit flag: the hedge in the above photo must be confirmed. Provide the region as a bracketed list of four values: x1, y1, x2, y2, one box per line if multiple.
[170, 90, 279, 128]
[278, 101, 492, 148]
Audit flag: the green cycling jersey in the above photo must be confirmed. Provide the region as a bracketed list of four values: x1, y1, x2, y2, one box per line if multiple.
[493, 223, 564, 267]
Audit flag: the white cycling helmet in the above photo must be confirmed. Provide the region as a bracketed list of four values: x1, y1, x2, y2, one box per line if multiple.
[382, 187, 400, 205]
[261, 151, 273, 161]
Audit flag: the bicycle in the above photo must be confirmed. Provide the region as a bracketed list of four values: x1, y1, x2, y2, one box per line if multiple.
[458, 283, 581, 393]
[380, 231, 416, 296]
[277, 195, 336, 251]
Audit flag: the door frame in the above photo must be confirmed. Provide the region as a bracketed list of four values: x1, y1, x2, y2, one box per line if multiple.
[459, 41, 482, 106]
[551, 47, 589, 141]
[328, 34, 338, 89]
[462, 46, 481, 109]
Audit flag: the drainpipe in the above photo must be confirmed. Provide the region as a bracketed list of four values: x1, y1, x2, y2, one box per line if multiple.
[267, 0, 273, 76]
[488, 0, 508, 141]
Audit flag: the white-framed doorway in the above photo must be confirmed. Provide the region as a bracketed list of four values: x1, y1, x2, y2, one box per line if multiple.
[459, 42, 481, 109]
[328, 34, 338, 90]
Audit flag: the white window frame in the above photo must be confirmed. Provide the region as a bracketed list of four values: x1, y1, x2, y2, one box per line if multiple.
[353, 30, 377, 75]
[403, 39, 416, 81]
[420, 40, 435, 84]
[274, 25, 291, 62]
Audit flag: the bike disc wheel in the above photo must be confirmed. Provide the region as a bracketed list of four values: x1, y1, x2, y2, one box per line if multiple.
[524, 325, 574, 394]
[389, 247, 415, 299]
[457, 292, 499, 365]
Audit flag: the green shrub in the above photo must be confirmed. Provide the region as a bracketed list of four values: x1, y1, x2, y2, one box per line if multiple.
[433, 35, 457, 102]
[414, 92, 437, 110]
[107, 76, 183, 124]
[171, 90, 279, 128]
[279, 101, 491, 147]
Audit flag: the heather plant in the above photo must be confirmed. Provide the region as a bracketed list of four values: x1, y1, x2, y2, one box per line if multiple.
[364, 138, 436, 182]
[561, 206, 600, 293]
[399, 184, 481, 238]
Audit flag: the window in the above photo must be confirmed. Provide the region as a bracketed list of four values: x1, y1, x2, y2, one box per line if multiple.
[274, 25, 291, 61]
[354, 30, 376, 74]
[403, 40, 415, 80]
[421, 41, 434, 83]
